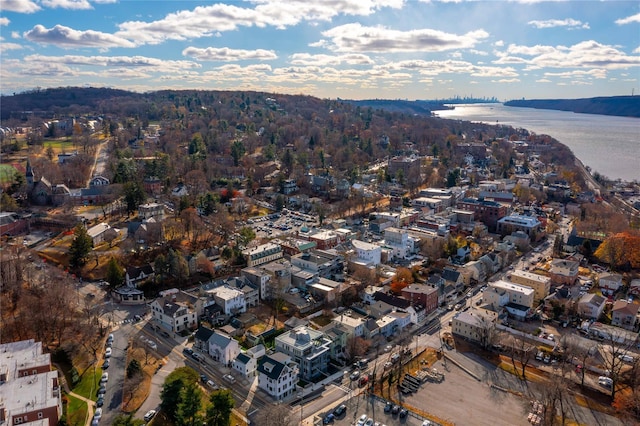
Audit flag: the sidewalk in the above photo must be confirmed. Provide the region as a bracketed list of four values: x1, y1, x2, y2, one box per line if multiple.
[54, 363, 95, 426]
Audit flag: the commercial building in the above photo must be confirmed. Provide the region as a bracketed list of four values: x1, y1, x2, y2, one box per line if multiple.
[242, 243, 283, 267]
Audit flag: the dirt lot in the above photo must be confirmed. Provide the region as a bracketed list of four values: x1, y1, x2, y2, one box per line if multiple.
[402, 356, 530, 426]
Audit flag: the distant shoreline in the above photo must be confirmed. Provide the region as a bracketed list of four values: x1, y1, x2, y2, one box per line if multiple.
[504, 96, 640, 118]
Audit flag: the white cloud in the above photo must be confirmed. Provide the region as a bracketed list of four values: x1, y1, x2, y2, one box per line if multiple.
[380, 59, 518, 78]
[23, 54, 201, 72]
[634, 46, 640, 54]
[544, 69, 607, 79]
[319, 23, 489, 52]
[182, 47, 277, 62]
[290, 53, 374, 66]
[0, 40, 22, 53]
[494, 40, 640, 70]
[24, 24, 136, 48]
[116, 0, 404, 46]
[528, 18, 589, 29]
[494, 40, 504, 47]
[0, 0, 41, 13]
[615, 13, 640, 25]
[0, 17, 10, 26]
[11, 31, 20, 39]
[41, 0, 93, 10]
[535, 78, 552, 83]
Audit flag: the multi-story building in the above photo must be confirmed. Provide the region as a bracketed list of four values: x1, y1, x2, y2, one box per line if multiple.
[208, 331, 240, 366]
[508, 270, 551, 302]
[611, 301, 639, 331]
[150, 296, 197, 333]
[257, 352, 299, 400]
[401, 284, 438, 314]
[138, 202, 165, 220]
[290, 250, 344, 279]
[497, 215, 542, 239]
[208, 286, 246, 316]
[485, 280, 535, 309]
[383, 227, 418, 260]
[549, 259, 579, 286]
[241, 266, 272, 301]
[388, 156, 421, 186]
[457, 198, 508, 232]
[351, 239, 381, 266]
[331, 314, 366, 338]
[242, 243, 283, 267]
[451, 311, 498, 345]
[0, 340, 62, 426]
[275, 326, 331, 381]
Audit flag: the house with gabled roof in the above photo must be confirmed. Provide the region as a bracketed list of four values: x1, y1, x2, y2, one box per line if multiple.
[611, 301, 639, 331]
[232, 344, 265, 378]
[257, 352, 299, 400]
[598, 273, 623, 295]
[576, 293, 606, 320]
[150, 296, 197, 333]
[125, 264, 155, 287]
[208, 331, 240, 366]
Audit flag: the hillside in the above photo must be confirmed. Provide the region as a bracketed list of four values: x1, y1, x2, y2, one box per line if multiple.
[344, 99, 450, 116]
[504, 96, 640, 118]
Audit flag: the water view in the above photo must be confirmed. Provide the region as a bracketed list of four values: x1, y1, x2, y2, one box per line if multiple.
[436, 104, 640, 183]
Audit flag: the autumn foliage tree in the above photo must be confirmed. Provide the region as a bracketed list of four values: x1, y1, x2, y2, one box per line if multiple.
[594, 230, 640, 270]
[390, 267, 413, 294]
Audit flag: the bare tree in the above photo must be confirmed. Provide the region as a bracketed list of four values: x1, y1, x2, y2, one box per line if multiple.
[507, 333, 535, 381]
[527, 375, 571, 426]
[559, 335, 596, 387]
[253, 403, 292, 425]
[598, 328, 638, 400]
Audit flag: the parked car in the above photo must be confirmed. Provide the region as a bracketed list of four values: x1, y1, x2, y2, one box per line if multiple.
[147, 340, 158, 350]
[399, 408, 408, 418]
[183, 347, 194, 356]
[323, 413, 335, 424]
[357, 414, 368, 425]
[104, 348, 112, 358]
[364, 419, 374, 426]
[96, 397, 104, 407]
[206, 380, 218, 389]
[97, 385, 106, 397]
[102, 360, 109, 369]
[100, 372, 108, 383]
[333, 404, 347, 417]
[384, 402, 393, 413]
[598, 376, 613, 388]
[350, 370, 360, 381]
[391, 405, 400, 415]
[144, 410, 157, 422]
[93, 408, 102, 420]
[223, 374, 236, 383]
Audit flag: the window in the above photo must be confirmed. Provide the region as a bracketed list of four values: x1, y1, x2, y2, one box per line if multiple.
[14, 417, 23, 425]
[38, 413, 43, 419]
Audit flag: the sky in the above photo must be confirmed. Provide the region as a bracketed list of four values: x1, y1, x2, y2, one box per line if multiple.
[1, 0, 639, 101]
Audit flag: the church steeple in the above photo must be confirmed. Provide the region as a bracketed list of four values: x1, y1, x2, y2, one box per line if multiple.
[26, 158, 34, 185]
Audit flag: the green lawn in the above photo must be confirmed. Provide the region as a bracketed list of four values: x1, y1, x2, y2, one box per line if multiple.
[66, 393, 89, 426]
[44, 139, 76, 151]
[0, 164, 16, 184]
[72, 362, 102, 400]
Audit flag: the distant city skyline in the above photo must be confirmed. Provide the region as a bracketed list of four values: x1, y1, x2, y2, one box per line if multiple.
[1, 0, 639, 100]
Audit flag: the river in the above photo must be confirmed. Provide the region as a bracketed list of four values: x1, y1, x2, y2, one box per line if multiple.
[435, 104, 640, 183]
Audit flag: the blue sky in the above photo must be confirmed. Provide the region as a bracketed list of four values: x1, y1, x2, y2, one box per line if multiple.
[1, 0, 639, 100]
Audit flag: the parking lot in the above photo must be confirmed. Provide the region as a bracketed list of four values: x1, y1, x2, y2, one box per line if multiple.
[245, 209, 317, 238]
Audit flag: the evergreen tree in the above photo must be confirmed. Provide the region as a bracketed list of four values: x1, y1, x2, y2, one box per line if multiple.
[176, 382, 203, 426]
[105, 257, 124, 288]
[123, 181, 145, 215]
[160, 367, 199, 421]
[204, 389, 234, 426]
[69, 224, 93, 269]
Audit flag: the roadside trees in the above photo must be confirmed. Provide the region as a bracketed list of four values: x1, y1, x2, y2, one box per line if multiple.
[204, 389, 234, 426]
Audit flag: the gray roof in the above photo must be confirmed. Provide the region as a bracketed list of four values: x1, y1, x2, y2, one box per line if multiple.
[194, 326, 215, 342]
[257, 353, 287, 380]
[209, 332, 234, 349]
[235, 352, 251, 365]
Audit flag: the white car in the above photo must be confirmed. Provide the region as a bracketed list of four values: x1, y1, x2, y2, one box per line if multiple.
[598, 376, 613, 387]
[357, 414, 368, 426]
[144, 410, 156, 422]
[147, 341, 158, 350]
[104, 348, 112, 358]
[93, 408, 102, 420]
[100, 372, 108, 383]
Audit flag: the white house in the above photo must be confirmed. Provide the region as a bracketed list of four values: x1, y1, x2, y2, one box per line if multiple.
[257, 352, 299, 400]
[232, 344, 265, 378]
[486, 280, 536, 309]
[331, 314, 366, 338]
[150, 297, 197, 333]
[208, 332, 240, 366]
[576, 293, 606, 320]
[206, 286, 246, 315]
[383, 227, 418, 260]
[351, 239, 381, 266]
[599, 273, 623, 295]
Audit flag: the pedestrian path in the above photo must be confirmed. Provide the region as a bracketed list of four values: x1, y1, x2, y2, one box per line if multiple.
[54, 363, 95, 426]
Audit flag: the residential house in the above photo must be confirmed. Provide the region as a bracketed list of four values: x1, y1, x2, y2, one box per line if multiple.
[320, 323, 349, 362]
[549, 259, 579, 286]
[275, 326, 331, 381]
[290, 250, 344, 279]
[442, 267, 465, 292]
[0, 340, 62, 426]
[193, 326, 215, 353]
[486, 280, 535, 309]
[150, 296, 197, 333]
[208, 331, 240, 366]
[383, 227, 418, 260]
[232, 344, 266, 378]
[257, 352, 299, 400]
[87, 222, 116, 246]
[542, 285, 573, 315]
[630, 279, 640, 296]
[203, 285, 246, 316]
[331, 314, 366, 338]
[611, 301, 639, 331]
[138, 202, 165, 220]
[576, 294, 606, 320]
[125, 264, 155, 287]
[457, 198, 508, 232]
[599, 273, 623, 295]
